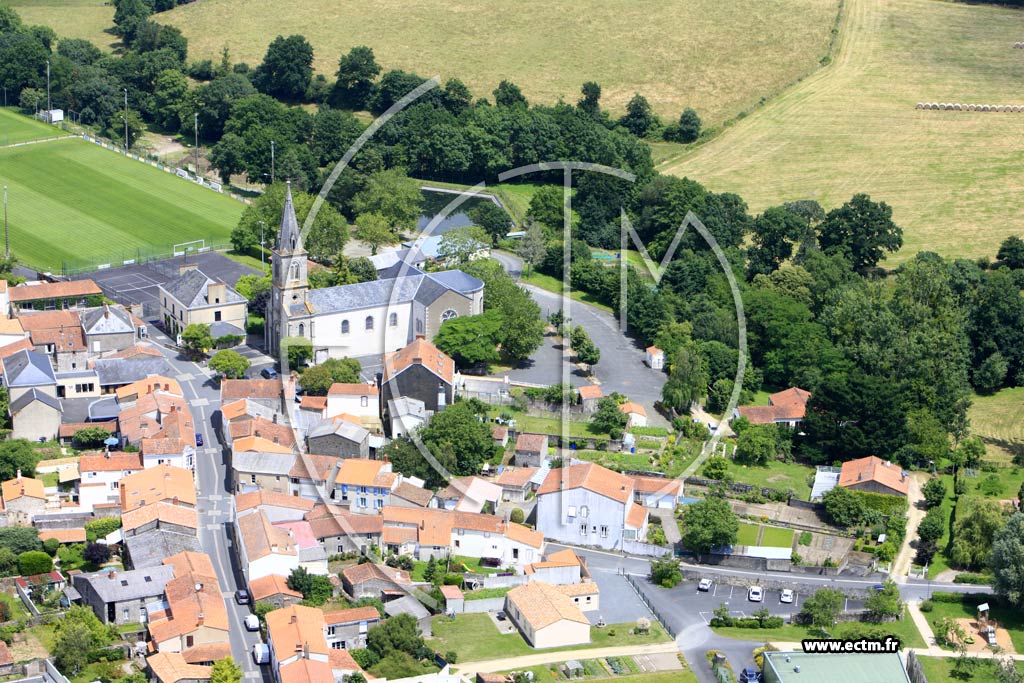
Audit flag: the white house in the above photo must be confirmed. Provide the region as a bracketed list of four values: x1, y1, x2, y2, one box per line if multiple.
[235, 509, 299, 582]
[535, 462, 648, 551]
[630, 475, 682, 509]
[618, 402, 648, 428]
[76, 451, 144, 512]
[504, 582, 591, 648]
[326, 383, 380, 421]
[387, 396, 427, 438]
[265, 605, 329, 681]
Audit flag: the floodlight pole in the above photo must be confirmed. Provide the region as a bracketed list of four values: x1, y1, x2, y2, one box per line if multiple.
[45, 60, 51, 116]
[3, 186, 8, 259]
[259, 221, 266, 274]
[270, 140, 275, 184]
[194, 112, 200, 176]
[123, 89, 129, 153]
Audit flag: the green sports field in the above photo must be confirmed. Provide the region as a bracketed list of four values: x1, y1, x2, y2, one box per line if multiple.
[0, 108, 68, 146]
[0, 135, 243, 272]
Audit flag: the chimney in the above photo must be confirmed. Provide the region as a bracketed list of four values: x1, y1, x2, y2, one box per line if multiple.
[103, 305, 110, 319]
[178, 263, 199, 275]
[108, 570, 116, 580]
[290, 614, 298, 624]
[207, 282, 226, 305]
[415, 334, 425, 341]
[197, 612, 204, 626]
[15, 469, 20, 480]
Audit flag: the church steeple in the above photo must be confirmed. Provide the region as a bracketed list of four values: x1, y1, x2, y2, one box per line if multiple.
[278, 181, 303, 253]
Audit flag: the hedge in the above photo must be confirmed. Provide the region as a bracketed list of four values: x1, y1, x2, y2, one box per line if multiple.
[710, 616, 785, 629]
[930, 591, 990, 605]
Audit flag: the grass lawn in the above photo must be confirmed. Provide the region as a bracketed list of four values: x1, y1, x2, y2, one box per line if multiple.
[38, 472, 58, 488]
[760, 525, 795, 549]
[724, 459, 815, 499]
[0, 591, 29, 621]
[662, 0, 1024, 264]
[0, 135, 243, 272]
[926, 474, 956, 578]
[161, 0, 838, 122]
[489, 409, 599, 439]
[968, 388, 1024, 464]
[7, 1, 118, 53]
[736, 522, 761, 546]
[575, 449, 657, 472]
[0, 108, 67, 145]
[464, 587, 513, 600]
[502, 664, 696, 683]
[924, 597, 1024, 653]
[916, 655, 1024, 683]
[431, 613, 670, 662]
[521, 271, 613, 314]
[449, 555, 504, 574]
[713, 607, 926, 648]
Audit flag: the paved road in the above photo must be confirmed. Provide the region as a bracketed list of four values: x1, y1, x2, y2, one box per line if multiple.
[148, 325, 267, 682]
[489, 251, 668, 423]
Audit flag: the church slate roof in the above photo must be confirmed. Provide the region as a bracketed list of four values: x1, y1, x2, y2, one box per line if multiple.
[303, 271, 483, 316]
[278, 184, 303, 252]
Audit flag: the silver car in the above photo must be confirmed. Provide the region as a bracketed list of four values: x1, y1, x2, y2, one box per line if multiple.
[780, 589, 794, 604]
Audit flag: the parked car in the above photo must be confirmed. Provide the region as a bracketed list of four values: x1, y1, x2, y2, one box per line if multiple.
[235, 589, 250, 605]
[195, 432, 203, 447]
[260, 367, 278, 379]
[698, 578, 713, 592]
[244, 614, 260, 631]
[252, 643, 269, 665]
[780, 589, 794, 604]
[747, 586, 763, 602]
[739, 667, 763, 683]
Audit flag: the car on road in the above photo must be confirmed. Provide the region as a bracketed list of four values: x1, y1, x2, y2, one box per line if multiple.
[698, 578, 713, 592]
[260, 367, 278, 379]
[244, 614, 260, 631]
[195, 432, 203, 447]
[747, 586, 763, 602]
[235, 589, 250, 605]
[780, 589, 794, 604]
[252, 643, 269, 665]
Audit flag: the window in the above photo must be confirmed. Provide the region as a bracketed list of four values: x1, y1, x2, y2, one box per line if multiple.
[359, 497, 368, 508]
[567, 505, 576, 519]
[186, 636, 194, 648]
[600, 525, 608, 538]
[298, 323, 304, 337]
[358, 621, 367, 634]
[580, 505, 589, 518]
[331, 642, 342, 649]
[327, 626, 336, 636]
[580, 523, 588, 535]
[389, 312, 398, 326]
[123, 608, 129, 620]
[214, 311, 222, 322]
[513, 548, 519, 559]
[375, 499, 383, 509]
[341, 320, 350, 334]
[415, 319, 423, 334]
[250, 474, 257, 483]
[441, 309, 458, 322]
[454, 539, 460, 548]
[365, 316, 374, 330]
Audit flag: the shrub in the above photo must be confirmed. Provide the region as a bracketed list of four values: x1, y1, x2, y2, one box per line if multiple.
[509, 508, 524, 524]
[42, 538, 59, 557]
[919, 600, 934, 612]
[85, 518, 121, 544]
[83, 543, 111, 566]
[798, 531, 812, 546]
[18, 551, 53, 576]
[953, 573, 993, 585]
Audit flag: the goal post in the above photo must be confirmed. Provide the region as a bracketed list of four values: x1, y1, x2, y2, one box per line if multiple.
[173, 239, 205, 257]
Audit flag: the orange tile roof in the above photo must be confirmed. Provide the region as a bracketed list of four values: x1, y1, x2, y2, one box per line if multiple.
[281, 659, 333, 683]
[646, 346, 662, 354]
[116, 376, 182, 401]
[382, 506, 543, 548]
[163, 551, 216, 578]
[496, 467, 537, 488]
[221, 379, 282, 400]
[306, 505, 384, 538]
[736, 405, 779, 424]
[109, 343, 162, 359]
[248, 574, 302, 601]
[59, 420, 116, 438]
[537, 463, 633, 503]
[146, 652, 211, 683]
[390, 481, 433, 507]
[9, 280, 101, 302]
[0, 317, 24, 336]
[148, 555, 228, 645]
[232, 435, 293, 454]
[18, 310, 86, 351]
[625, 503, 648, 529]
[839, 456, 909, 495]
[556, 582, 600, 597]
[238, 509, 296, 561]
[122, 502, 198, 531]
[515, 433, 547, 453]
[769, 387, 811, 420]
[229, 416, 296, 447]
[506, 581, 589, 629]
[491, 424, 508, 440]
[119, 465, 196, 512]
[118, 392, 190, 443]
[300, 395, 327, 411]
[79, 451, 144, 473]
[322, 606, 380, 625]
[181, 642, 232, 664]
[265, 605, 329, 663]
[328, 383, 378, 396]
[221, 399, 247, 421]
[439, 585, 464, 600]
[619, 402, 646, 417]
[578, 385, 603, 400]
[236, 490, 315, 514]
[0, 338, 35, 360]
[289, 453, 337, 482]
[383, 526, 419, 544]
[382, 338, 454, 385]
[333, 459, 395, 488]
[630, 475, 682, 496]
[328, 648, 362, 671]
[341, 562, 410, 587]
[2, 475, 45, 501]
[38, 528, 86, 544]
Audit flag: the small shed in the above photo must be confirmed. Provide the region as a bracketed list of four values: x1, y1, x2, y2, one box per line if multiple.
[562, 660, 584, 679]
[645, 346, 664, 370]
[578, 385, 603, 414]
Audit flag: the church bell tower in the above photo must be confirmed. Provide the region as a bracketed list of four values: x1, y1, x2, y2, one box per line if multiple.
[266, 182, 309, 355]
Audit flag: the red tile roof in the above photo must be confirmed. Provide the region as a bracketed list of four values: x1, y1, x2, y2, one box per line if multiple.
[838, 456, 909, 495]
[10, 280, 101, 302]
[383, 338, 454, 385]
[79, 451, 144, 473]
[578, 385, 603, 400]
[328, 383, 378, 396]
[538, 462, 633, 503]
[221, 379, 282, 400]
[515, 433, 547, 453]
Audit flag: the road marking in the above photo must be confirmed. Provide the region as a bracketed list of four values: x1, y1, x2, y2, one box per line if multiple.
[178, 373, 195, 381]
[190, 397, 209, 406]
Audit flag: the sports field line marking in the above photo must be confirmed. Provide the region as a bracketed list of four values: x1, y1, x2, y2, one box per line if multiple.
[0, 135, 76, 150]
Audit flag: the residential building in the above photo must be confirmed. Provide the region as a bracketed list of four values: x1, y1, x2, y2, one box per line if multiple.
[220, 379, 285, 413]
[265, 605, 329, 681]
[235, 490, 314, 523]
[231, 436, 296, 494]
[248, 574, 303, 610]
[235, 509, 299, 582]
[9, 388, 61, 441]
[577, 385, 603, 414]
[289, 453, 337, 501]
[158, 264, 247, 339]
[630, 475, 683, 509]
[380, 338, 455, 427]
[340, 562, 411, 601]
[514, 433, 549, 468]
[73, 565, 174, 624]
[389, 480, 434, 509]
[524, 548, 592, 585]
[535, 462, 649, 550]
[0, 316, 25, 348]
[306, 417, 370, 459]
[146, 652, 211, 683]
[265, 185, 484, 362]
[2, 349, 57, 402]
[93, 356, 173, 394]
[274, 520, 329, 576]
[18, 310, 89, 373]
[761, 652, 911, 683]
[435, 476, 501, 514]
[327, 459, 397, 512]
[495, 467, 540, 503]
[81, 304, 146, 353]
[504, 581, 590, 648]
[77, 451, 145, 512]
[838, 456, 909, 497]
[305, 504, 383, 555]
[120, 465, 197, 513]
[120, 467, 201, 568]
[735, 387, 812, 428]
[326, 383, 379, 421]
[618, 402, 647, 428]
[228, 414, 296, 451]
[491, 424, 509, 448]
[8, 279, 102, 311]
[1, 472, 46, 524]
[147, 552, 230, 665]
[388, 397, 426, 439]
[385, 595, 432, 636]
[322, 606, 381, 650]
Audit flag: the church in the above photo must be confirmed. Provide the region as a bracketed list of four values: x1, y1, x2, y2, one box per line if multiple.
[265, 184, 485, 364]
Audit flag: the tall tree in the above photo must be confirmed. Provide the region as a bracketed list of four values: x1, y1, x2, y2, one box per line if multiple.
[353, 213, 396, 255]
[620, 93, 656, 137]
[468, 202, 512, 246]
[493, 80, 527, 108]
[352, 168, 422, 233]
[992, 513, 1024, 608]
[800, 588, 845, 629]
[680, 496, 738, 556]
[331, 45, 380, 109]
[747, 206, 809, 278]
[210, 658, 242, 683]
[577, 81, 601, 116]
[253, 34, 314, 101]
[433, 310, 504, 368]
[817, 194, 903, 272]
[661, 341, 707, 414]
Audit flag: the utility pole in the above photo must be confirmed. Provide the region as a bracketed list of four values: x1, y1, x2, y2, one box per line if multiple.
[3, 186, 8, 259]
[123, 89, 129, 153]
[46, 60, 50, 116]
[194, 112, 200, 177]
[270, 140, 275, 184]
[259, 221, 266, 274]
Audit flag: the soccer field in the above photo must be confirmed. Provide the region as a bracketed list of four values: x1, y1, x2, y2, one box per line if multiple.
[0, 108, 67, 146]
[0, 137, 244, 272]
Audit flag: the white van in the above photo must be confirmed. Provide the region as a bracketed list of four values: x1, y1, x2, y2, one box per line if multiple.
[244, 614, 260, 631]
[252, 643, 270, 665]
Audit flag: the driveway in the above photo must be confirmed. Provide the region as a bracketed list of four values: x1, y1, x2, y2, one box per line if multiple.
[892, 471, 928, 583]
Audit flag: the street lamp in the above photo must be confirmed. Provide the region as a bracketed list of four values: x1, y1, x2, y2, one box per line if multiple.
[123, 88, 129, 154]
[258, 221, 266, 274]
[270, 140, 275, 184]
[194, 112, 200, 177]
[45, 60, 51, 117]
[3, 186, 8, 259]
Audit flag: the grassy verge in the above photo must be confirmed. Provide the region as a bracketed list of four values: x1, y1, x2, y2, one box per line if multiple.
[488, 409, 601, 439]
[500, 664, 697, 683]
[520, 271, 614, 314]
[713, 607, 926, 648]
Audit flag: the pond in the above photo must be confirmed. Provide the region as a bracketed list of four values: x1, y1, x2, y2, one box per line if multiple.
[415, 188, 504, 236]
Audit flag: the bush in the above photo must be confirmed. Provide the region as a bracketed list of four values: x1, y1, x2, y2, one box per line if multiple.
[42, 538, 59, 557]
[83, 543, 111, 566]
[953, 573, 993, 585]
[85, 518, 121, 544]
[919, 600, 934, 612]
[18, 550, 53, 576]
[509, 508, 524, 524]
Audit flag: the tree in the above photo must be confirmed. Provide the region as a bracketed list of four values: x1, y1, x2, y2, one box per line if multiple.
[19, 87, 44, 113]
[493, 80, 527, 108]
[437, 225, 488, 265]
[353, 212, 396, 255]
[974, 351, 1008, 394]
[509, 508, 525, 524]
[0, 548, 18, 577]
[517, 221, 548, 274]
[821, 487, 867, 528]
[463, 259, 545, 360]
[298, 357, 362, 395]
[591, 396, 629, 437]
[527, 186, 566, 230]
[706, 378, 736, 415]
[865, 579, 902, 622]
[83, 543, 112, 566]
[433, 310, 504, 368]
[210, 658, 242, 683]
[569, 325, 600, 368]
[0, 526, 41, 555]
[366, 612, 424, 658]
[649, 555, 682, 588]
[232, 184, 347, 260]
[112, 0, 151, 40]
[284, 336, 312, 368]
[620, 93, 656, 137]
[254, 34, 314, 101]
[181, 323, 214, 355]
[352, 169, 422, 234]
[468, 202, 512, 246]
[0, 440, 38, 481]
[680, 497, 738, 556]
[817, 194, 903, 272]
[18, 550, 53, 575]
[72, 426, 112, 448]
[107, 108, 145, 151]
[702, 456, 731, 482]
[997, 236, 1024, 270]
[423, 556, 439, 584]
[951, 497, 1007, 569]
[53, 620, 92, 676]
[286, 566, 333, 606]
[734, 424, 778, 466]
[747, 206, 809, 278]
[923, 478, 947, 509]
[209, 349, 250, 379]
[234, 274, 272, 304]
[661, 342, 707, 414]
[993, 513, 1024, 608]
[800, 588, 844, 629]
[331, 45, 380, 109]
[917, 509, 944, 545]
[85, 518, 121, 543]
[417, 401, 494, 477]
[152, 68, 188, 132]
[578, 81, 602, 116]
[665, 107, 701, 143]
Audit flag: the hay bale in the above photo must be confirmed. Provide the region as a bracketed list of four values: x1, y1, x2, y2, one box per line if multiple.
[982, 105, 991, 112]
[953, 104, 962, 111]
[916, 102, 924, 109]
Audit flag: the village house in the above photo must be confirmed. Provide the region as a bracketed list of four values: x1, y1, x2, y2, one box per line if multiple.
[265, 605, 330, 682]
[3, 349, 60, 441]
[388, 396, 427, 439]
[380, 337, 456, 431]
[305, 504, 383, 555]
[158, 264, 247, 340]
[326, 383, 379, 421]
[389, 480, 434, 509]
[535, 462, 649, 551]
[514, 433, 549, 468]
[735, 387, 812, 428]
[8, 279, 103, 311]
[119, 466, 201, 568]
[495, 466, 540, 503]
[322, 606, 381, 650]
[435, 476, 501, 514]
[326, 459, 397, 512]
[288, 453, 338, 501]
[146, 552, 230, 667]
[504, 581, 591, 649]
[524, 548, 592, 585]
[340, 562, 411, 601]
[618, 402, 647, 428]
[577, 385, 603, 414]
[231, 435, 296, 495]
[645, 346, 665, 370]
[220, 378, 286, 414]
[235, 509, 300, 583]
[491, 424, 509, 448]
[248, 574, 303, 610]
[235, 489, 314, 523]
[306, 417, 370, 459]
[274, 519, 329, 576]
[838, 456, 909, 497]
[630, 475, 683, 509]
[73, 565, 174, 625]
[76, 451, 145, 512]
[1, 472, 46, 524]
[18, 310, 89, 373]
